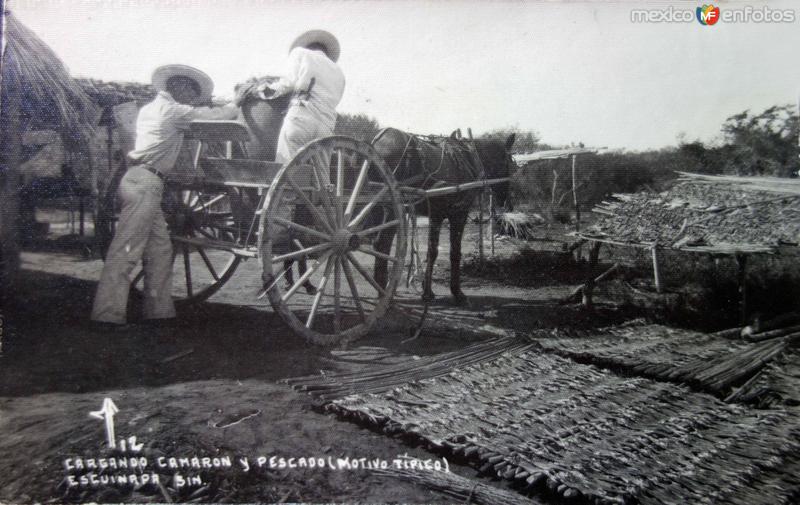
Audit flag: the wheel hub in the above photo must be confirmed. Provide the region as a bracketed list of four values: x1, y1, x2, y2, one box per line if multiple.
[333, 229, 360, 253]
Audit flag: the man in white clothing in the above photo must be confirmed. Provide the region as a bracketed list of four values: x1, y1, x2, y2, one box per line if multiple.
[253, 30, 345, 288]
[259, 29, 345, 163]
[91, 65, 238, 327]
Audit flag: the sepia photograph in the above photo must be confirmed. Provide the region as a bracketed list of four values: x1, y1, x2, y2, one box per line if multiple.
[0, 0, 799, 503]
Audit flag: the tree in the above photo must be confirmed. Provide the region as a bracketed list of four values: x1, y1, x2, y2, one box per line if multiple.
[676, 105, 799, 177]
[479, 127, 541, 153]
[334, 113, 382, 142]
[719, 104, 799, 176]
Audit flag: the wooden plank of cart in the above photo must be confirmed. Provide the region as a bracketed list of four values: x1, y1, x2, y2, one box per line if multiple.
[110, 120, 510, 345]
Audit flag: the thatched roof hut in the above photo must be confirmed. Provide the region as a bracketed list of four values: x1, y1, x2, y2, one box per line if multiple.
[1, 11, 99, 294]
[2, 12, 99, 145]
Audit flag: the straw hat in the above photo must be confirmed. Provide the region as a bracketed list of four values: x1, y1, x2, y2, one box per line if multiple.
[290, 30, 340, 62]
[151, 64, 214, 103]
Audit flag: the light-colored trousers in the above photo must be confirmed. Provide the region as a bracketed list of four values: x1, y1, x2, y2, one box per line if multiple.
[275, 106, 334, 164]
[91, 166, 175, 324]
[270, 106, 335, 256]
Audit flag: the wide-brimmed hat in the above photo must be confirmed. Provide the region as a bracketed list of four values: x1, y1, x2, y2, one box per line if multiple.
[152, 64, 214, 103]
[290, 30, 340, 62]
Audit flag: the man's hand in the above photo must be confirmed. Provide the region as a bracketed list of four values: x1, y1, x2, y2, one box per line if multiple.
[233, 81, 257, 107]
[256, 82, 277, 100]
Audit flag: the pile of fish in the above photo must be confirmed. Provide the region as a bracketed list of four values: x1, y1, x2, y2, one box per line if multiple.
[586, 173, 800, 250]
[537, 321, 799, 405]
[320, 346, 800, 504]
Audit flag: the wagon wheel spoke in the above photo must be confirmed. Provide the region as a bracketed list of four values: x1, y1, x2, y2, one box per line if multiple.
[345, 159, 371, 223]
[281, 251, 333, 302]
[345, 252, 387, 296]
[193, 193, 227, 212]
[193, 226, 218, 241]
[357, 219, 400, 237]
[197, 248, 220, 281]
[348, 185, 389, 230]
[307, 256, 335, 328]
[272, 216, 332, 242]
[286, 175, 335, 234]
[182, 243, 193, 298]
[271, 242, 331, 264]
[357, 246, 399, 263]
[340, 255, 366, 322]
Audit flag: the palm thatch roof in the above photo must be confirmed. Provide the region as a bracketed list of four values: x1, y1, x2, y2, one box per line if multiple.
[77, 78, 156, 108]
[2, 12, 99, 146]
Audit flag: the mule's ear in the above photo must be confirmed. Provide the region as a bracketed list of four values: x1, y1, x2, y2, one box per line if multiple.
[505, 133, 516, 151]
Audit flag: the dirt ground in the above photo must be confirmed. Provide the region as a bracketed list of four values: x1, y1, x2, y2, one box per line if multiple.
[0, 217, 635, 504]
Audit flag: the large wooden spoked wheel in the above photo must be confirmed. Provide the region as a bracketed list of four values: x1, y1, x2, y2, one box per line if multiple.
[259, 136, 407, 345]
[130, 186, 243, 307]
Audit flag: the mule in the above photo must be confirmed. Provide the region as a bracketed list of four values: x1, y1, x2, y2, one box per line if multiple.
[371, 128, 516, 305]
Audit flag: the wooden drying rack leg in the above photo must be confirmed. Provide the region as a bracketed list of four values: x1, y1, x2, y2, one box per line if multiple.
[737, 254, 748, 325]
[651, 246, 663, 294]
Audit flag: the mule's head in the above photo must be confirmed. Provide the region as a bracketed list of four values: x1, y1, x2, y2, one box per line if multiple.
[477, 133, 517, 210]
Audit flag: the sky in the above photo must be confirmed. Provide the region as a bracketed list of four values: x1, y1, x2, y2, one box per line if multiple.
[9, 0, 800, 151]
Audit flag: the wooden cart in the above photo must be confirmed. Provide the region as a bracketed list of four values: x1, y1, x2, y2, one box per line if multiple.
[110, 120, 506, 345]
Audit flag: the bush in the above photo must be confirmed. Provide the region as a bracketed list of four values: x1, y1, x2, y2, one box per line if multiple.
[510, 150, 679, 222]
[679, 104, 799, 177]
[334, 113, 381, 142]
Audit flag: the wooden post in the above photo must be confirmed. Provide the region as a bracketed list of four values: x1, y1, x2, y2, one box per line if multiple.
[489, 189, 495, 257]
[467, 128, 484, 263]
[571, 154, 580, 232]
[478, 190, 484, 262]
[737, 254, 748, 325]
[651, 245, 663, 294]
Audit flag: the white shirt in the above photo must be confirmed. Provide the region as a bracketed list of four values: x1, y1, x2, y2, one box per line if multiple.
[129, 91, 238, 174]
[269, 47, 345, 128]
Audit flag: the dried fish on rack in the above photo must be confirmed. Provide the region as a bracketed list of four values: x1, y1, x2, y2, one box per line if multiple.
[583, 173, 800, 252]
[292, 336, 800, 505]
[372, 467, 545, 505]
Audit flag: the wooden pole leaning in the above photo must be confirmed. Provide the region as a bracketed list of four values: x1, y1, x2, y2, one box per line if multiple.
[651, 244, 663, 294]
[468, 128, 484, 264]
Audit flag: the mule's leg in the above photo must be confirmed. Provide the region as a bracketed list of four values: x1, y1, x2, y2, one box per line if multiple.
[448, 210, 470, 306]
[283, 259, 296, 289]
[422, 215, 444, 302]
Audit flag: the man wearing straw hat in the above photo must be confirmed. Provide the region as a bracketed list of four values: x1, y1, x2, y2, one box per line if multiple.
[257, 29, 345, 163]
[250, 30, 345, 290]
[91, 65, 238, 328]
